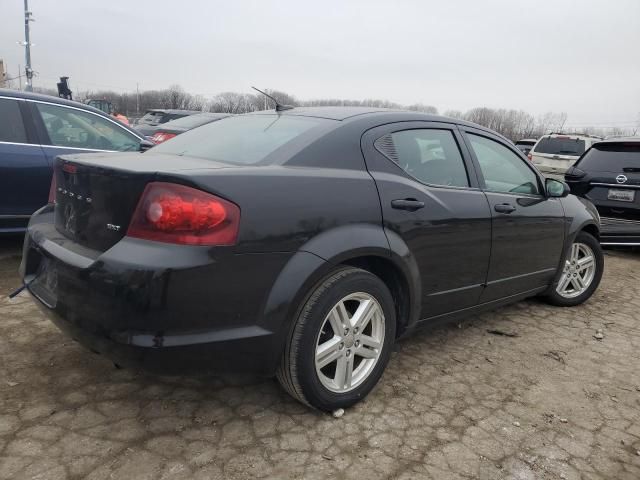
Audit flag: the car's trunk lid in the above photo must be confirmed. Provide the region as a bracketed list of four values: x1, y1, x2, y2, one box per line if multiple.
[53, 152, 230, 251]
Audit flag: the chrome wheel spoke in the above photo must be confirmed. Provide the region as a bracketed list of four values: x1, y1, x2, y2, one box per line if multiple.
[359, 334, 381, 350]
[355, 344, 377, 359]
[350, 298, 376, 330]
[315, 337, 343, 369]
[334, 354, 354, 390]
[577, 256, 594, 272]
[328, 303, 349, 335]
[557, 273, 572, 293]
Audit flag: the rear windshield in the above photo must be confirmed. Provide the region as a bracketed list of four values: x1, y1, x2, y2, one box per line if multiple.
[576, 143, 640, 172]
[533, 137, 586, 156]
[152, 114, 333, 165]
[139, 111, 164, 125]
[162, 114, 223, 130]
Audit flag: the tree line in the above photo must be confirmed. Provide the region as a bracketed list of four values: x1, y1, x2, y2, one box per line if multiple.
[26, 84, 637, 140]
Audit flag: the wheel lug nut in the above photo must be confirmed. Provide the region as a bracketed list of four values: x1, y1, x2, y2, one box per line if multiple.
[344, 328, 349, 335]
[346, 350, 351, 356]
[355, 340, 360, 347]
[339, 343, 344, 350]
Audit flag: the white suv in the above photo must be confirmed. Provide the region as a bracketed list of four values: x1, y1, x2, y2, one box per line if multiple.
[529, 133, 602, 175]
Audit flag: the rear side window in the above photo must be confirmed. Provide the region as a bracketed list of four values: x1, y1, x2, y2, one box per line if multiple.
[533, 137, 586, 156]
[0, 98, 28, 143]
[577, 143, 640, 172]
[377, 129, 469, 187]
[152, 115, 333, 165]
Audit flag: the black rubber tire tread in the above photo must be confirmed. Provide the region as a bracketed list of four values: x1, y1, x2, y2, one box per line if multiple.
[543, 231, 604, 307]
[276, 266, 395, 411]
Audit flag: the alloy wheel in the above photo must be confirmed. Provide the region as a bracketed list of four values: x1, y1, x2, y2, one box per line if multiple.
[314, 292, 385, 393]
[556, 242, 596, 299]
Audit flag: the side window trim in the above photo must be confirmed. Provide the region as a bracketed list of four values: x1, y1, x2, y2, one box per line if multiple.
[458, 127, 546, 198]
[373, 124, 478, 191]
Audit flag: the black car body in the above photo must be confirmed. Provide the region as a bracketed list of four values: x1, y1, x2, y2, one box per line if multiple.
[565, 137, 640, 246]
[149, 112, 232, 144]
[134, 109, 201, 137]
[20, 108, 602, 409]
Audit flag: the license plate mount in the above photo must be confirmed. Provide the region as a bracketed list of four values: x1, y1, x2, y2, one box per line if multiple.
[607, 188, 635, 202]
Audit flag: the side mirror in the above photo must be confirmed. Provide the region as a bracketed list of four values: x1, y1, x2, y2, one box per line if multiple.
[139, 139, 154, 152]
[546, 178, 570, 198]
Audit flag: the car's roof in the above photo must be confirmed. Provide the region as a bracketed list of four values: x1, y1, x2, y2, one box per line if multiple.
[0, 88, 110, 116]
[516, 138, 537, 143]
[595, 136, 640, 145]
[251, 106, 477, 126]
[145, 108, 201, 114]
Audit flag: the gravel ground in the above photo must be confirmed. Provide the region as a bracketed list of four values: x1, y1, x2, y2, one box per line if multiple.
[0, 236, 639, 480]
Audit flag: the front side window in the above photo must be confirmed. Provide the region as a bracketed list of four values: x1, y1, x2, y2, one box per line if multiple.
[35, 103, 140, 151]
[0, 98, 28, 143]
[468, 134, 541, 195]
[378, 129, 469, 188]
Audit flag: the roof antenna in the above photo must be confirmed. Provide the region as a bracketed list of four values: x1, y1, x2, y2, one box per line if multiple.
[251, 86, 294, 112]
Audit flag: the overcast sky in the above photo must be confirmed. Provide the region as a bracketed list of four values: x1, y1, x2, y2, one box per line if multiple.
[1, 0, 639, 126]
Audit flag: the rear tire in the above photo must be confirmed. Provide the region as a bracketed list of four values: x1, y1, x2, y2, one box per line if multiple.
[277, 267, 396, 411]
[544, 231, 603, 307]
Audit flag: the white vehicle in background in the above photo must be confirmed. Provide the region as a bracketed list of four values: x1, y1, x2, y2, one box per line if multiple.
[514, 138, 537, 155]
[529, 133, 602, 175]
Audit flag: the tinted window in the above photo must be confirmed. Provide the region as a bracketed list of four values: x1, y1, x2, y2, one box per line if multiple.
[383, 129, 469, 187]
[139, 111, 164, 125]
[153, 114, 332, 165]
[0, 99, 28, 143]
[469, 134, 541, 195]
[534, 137, 586, 156]
[577, 143, 640, 172]
[35, 103, 140, 151]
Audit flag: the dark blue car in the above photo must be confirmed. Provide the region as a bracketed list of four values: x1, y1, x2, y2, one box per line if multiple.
[0, 89, 144, 233]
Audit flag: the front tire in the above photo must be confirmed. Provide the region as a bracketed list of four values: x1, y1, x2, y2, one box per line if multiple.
[277, 267, 396, 411]
[544, 231, 603, 307]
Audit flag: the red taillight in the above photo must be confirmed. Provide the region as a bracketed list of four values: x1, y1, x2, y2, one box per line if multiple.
[150, 132, 177, 144]
[127, 182, 240, 246]
[48, 171, 57, 203]
[527, 153, 533, 161]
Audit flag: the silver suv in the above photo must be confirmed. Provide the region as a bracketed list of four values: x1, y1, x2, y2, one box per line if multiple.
[530, 133, 602, 175]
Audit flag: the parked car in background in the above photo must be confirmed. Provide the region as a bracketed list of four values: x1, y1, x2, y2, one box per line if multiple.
[149, 112, 232, 144]
[515, 138, 537, 155]
[21, 107, 603, 411]
[0, 89, 145, 233]
[565, 137, 640, 246]
[134, 109, 201, 137]
[529, 133, 602, 175]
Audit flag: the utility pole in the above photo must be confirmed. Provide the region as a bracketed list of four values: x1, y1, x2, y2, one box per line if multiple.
[18, 64, 22, 90]
[136, 82, 140, 116]
[22, 0, 34, 91]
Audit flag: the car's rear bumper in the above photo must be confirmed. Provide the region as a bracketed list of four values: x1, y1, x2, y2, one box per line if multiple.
[20, 207, 294, 375]
[599, 216, 640, 246]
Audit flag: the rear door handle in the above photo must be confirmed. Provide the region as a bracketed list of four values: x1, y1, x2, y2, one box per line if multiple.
[391, 199, 425, 211]
[494, 203, 516, 214]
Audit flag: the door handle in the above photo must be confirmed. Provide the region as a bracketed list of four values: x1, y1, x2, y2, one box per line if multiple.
[391, 199, 425, 211]
[494, 203, 516, 214]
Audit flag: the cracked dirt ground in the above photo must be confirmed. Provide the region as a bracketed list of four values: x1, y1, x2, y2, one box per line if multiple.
[0, 237, 639, 480]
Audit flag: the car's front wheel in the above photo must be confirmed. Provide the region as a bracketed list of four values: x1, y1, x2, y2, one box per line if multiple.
[544, 231, 603, 307]
[277, 267, 396, 411]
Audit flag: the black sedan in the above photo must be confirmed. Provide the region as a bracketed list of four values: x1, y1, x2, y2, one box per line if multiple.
[149, 112, 232, 144]
[565, 137, 640, 246]
[20, 108, 603, 411]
